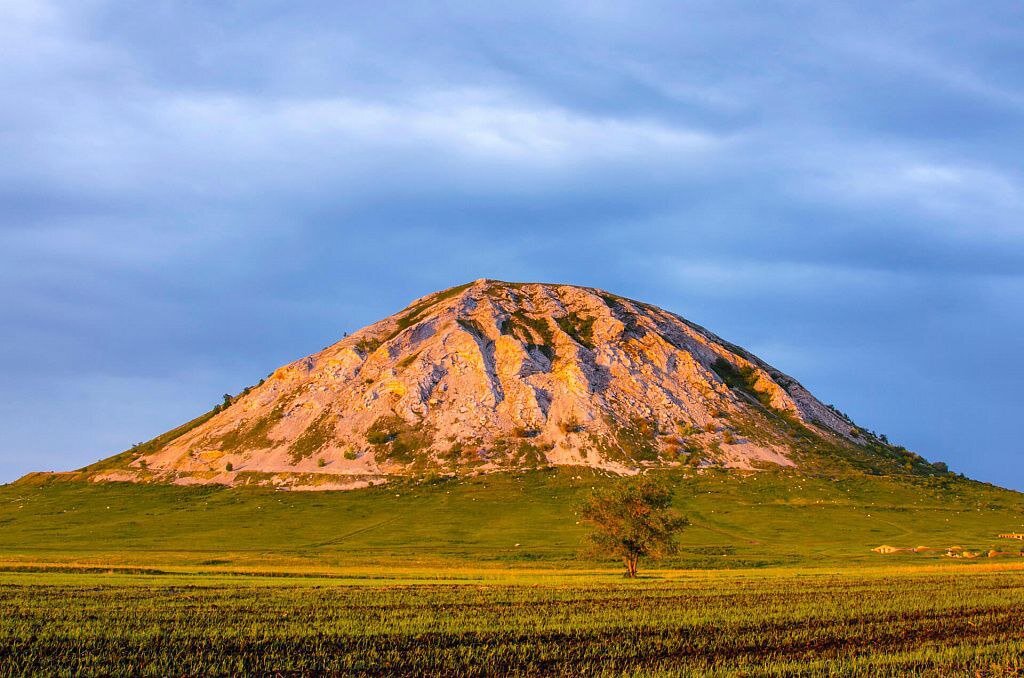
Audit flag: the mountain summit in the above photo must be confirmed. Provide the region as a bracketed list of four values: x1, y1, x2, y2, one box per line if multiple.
[80, 280, 937, 490]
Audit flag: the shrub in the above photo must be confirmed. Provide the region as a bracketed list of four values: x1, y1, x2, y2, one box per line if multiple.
[343, 450, 359, 460]
[677, 422, 699, 437]
[355, 338, 382, 355]
[317, 458, 326, 468]
[225, 462, 233, 472]
[662, 443, 682, 460]
[710, 358, 773, 408]
[366, 416, 403, 445]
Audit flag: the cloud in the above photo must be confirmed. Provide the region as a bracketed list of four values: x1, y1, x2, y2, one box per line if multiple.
[1, 0, 1023, 487]
[795, 151, 1024, 232]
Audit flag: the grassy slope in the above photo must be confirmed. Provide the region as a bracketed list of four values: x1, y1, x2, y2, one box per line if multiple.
[2, 467, 1023, 570]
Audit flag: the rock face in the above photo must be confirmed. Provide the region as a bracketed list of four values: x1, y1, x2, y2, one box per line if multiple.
[91, 279, 864, 489]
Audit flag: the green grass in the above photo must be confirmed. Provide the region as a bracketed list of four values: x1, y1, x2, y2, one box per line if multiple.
[3, 564, 1024, 676]
[5, 468, 1024, 674]
[3, 468, 1024, 571]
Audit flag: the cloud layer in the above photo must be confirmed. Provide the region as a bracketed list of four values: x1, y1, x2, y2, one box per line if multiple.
[2, 0, 1022, 486]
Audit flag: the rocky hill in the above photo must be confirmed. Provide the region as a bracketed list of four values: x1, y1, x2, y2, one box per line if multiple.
[73, 279, 941, 490]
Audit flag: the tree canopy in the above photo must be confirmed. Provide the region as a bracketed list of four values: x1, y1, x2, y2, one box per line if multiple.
[579, 477, 687, 577]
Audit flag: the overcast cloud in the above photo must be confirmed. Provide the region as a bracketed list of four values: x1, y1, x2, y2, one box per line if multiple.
[2, 0, 1022, 486]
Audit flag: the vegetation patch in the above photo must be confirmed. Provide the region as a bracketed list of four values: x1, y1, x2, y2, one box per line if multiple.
[456, 318, 486, 339]
[391, 282, 475, 335]
[287, 411, 336, 464]
[500, 311, 556, 361]
[711, 358, 774, 408]
[397, 351, 420, 370]
[662, 436, 703, 464]
[592, 416, 660, 462]
[365, 414, 433, 464]
[365, 415, 405, 445]
[217, 406, 286, 453]
[598, 292, 648, 339]
[483, 438, 553, 468]
[555, 311, 597, 349]
[514, 441, 551, 467]
[354, 338, 382, 355]
[616, 417, 661, 461]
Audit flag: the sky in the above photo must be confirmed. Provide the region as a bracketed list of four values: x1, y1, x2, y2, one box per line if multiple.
[2, 1, 1023, 488]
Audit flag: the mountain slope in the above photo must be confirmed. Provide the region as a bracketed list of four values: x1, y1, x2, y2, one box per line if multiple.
[69, 279, 942, 489]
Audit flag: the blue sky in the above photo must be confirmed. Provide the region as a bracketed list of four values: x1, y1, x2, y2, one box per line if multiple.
[2, 1, 1022, 487]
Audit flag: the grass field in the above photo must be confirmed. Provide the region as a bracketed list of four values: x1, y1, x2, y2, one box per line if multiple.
[2, 467, 1024, 570]
[3, 468, 1024, 674]
[3, 564, 1024, 676]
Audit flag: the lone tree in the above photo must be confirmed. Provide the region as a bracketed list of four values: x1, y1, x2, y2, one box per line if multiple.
[580, 477, 687, 578]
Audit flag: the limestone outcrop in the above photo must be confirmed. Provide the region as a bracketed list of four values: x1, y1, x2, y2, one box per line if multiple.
[90, 279, 861, 489]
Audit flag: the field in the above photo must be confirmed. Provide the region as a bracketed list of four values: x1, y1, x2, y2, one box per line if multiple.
[3, 564, 1024, 676]
[3, 468, 1024, 674]
[3, 467, 1024, 570]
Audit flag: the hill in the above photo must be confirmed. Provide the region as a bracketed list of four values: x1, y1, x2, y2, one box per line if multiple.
[7, 279, 1016, 571]
[35, 279, 949, 490]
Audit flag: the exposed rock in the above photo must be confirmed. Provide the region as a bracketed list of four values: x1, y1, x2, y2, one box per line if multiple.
[82, 279, 866, 489]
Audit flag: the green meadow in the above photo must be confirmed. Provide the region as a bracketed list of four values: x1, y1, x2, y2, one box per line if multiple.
[3, 469, 1024, 675]
[2, 468, 1023, 570]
